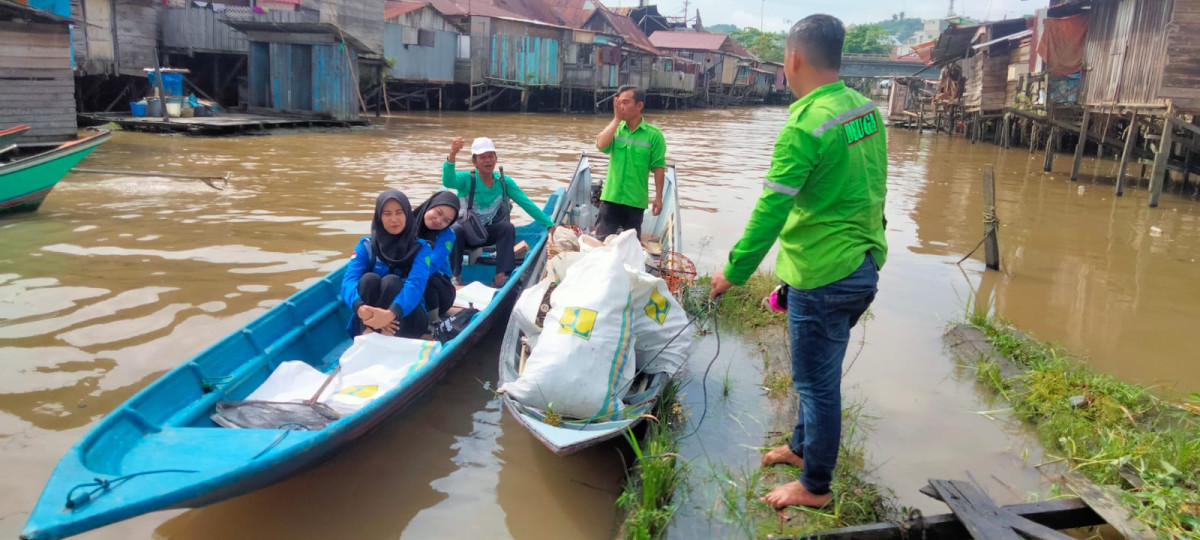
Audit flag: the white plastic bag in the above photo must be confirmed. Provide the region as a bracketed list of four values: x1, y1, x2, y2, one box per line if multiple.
[319, 333, 441, 415]
[604, 229, 646, 270]
[245, 360, 328, 403]
[628, 270, 692, 376]
[513, 276, 552, 348]
[500, 244, 637, 420]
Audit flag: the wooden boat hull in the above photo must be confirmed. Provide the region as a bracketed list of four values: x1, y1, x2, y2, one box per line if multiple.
[0, 131, 111, 215]
[0, 124, 30, 155]
[21, 192, 563, 540]
[498, 155, 686, 456]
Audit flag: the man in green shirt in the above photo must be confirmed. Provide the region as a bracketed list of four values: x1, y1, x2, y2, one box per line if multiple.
[444, 136, 554, 287]
[594, 85, 667, 238]
[710, 15, 888, 510]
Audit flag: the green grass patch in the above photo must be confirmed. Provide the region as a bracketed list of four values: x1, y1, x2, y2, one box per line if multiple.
[617, 379, 688, 539]
[706, 402, 892, 538]
[688, 273, 785, 332]
[969, 317, 1200, 537]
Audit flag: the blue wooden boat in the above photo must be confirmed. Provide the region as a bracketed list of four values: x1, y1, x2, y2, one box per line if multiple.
[21, 187, 569, 539]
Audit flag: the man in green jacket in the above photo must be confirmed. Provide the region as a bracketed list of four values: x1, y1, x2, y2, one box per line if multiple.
[710, 14, 888, 509]
[594, 85, 667, 238]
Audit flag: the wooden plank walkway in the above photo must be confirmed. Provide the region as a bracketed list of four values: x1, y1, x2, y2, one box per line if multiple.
[77, 113, 366, 136]
[794, 477, 1127, 540]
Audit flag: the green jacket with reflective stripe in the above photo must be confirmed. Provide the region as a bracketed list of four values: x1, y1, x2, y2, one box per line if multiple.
[724, 81, 888, 290]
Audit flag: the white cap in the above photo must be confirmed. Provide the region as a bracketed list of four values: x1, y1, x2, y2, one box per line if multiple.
[471, 137, 497, 155]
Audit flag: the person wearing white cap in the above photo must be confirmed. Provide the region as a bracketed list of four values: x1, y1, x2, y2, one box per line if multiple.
[443, 136, 554, 287]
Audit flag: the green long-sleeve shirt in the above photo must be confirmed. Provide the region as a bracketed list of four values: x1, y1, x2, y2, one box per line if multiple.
[441, 160, 554, 228]
[724, 81, 888, 290]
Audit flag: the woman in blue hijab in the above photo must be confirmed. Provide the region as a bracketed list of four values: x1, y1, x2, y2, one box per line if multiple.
[340, 190, 435, 338]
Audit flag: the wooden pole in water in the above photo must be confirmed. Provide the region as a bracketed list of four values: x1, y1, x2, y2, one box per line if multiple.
[1097, 111, 1111, 160]
[1117, 110, 1138, 196]
[1071, 109, 1091, 181]
[983, 164, 1000, 271]
[1149, 114, 1175, 208]
[1044, 126, 1058, 172]
[153, 47, 170, 123]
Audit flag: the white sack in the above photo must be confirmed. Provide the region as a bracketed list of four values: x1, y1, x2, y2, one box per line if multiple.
[245, 360, 328, 403]
[499, 244, 637, 420]
[513, 276, 552, 348]
[453, 281, 497, 309]
[628, 270, 692, 376]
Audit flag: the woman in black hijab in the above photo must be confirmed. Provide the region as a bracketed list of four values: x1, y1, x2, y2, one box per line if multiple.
[340, 190, 435, 338]
[412, 191, 461, 338]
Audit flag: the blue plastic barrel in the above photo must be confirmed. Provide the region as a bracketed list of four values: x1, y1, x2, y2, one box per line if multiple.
[130, 100, 147, 117]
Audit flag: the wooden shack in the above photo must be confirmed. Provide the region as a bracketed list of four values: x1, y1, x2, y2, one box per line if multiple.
[647, 31, 743, 106]
[466, 15, 568, 111]
[579, 8, 659, 91]
[224, 20, 367, 121]
[963, 19, 1029, 113]
[0, 0, 77, 144]
[383, 1, 461, 84]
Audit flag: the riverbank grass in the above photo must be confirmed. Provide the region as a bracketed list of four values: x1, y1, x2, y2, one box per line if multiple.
[617, 379, 687, 540]
[697, 272, 893, 538]
[968, 315, 1200, 537]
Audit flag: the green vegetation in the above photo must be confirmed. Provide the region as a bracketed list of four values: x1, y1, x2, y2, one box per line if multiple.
[707, 402, 892, 538]
[687, 273, 784, 332]
[844, 23, 892, 55]
[617, 379, 687, 540]
[968, 315, 1200, 537]
[712, 27, 786, 63]
[878, 15, 926, 44]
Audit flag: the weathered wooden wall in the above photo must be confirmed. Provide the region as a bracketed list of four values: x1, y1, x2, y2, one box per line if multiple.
[1159, 0, 1200, 111]
[390, 6, 457, 33]
[383, 23, 456, 83]
[1080, 0, 1173, 107]
[0, 22, 77, 143]
[71, 0, 115, 74]
[650, 62, 696, 94]
[246, 36, 359, 120]
[160, 8, 249, 53]
[311, 0, 384, 54]
[964, 48, 1008, 111]
[114, 0, 157, 75]
[718, 54, 737, 85]
[487, 18, 562, 86]
[1006, 39, 1031, 107]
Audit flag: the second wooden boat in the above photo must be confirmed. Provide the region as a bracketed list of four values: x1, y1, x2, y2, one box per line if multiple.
[1, 131, 111, 216]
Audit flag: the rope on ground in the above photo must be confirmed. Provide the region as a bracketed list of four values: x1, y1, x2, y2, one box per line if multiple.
[956, 207, 1000, 266]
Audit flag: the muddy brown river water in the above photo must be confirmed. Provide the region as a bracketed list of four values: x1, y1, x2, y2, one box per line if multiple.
[1, 107, 1198, 538]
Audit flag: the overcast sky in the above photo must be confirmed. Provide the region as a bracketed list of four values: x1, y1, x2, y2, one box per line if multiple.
[606, 0, 1040, 32]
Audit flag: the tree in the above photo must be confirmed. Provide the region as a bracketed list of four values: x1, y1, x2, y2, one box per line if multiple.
[725, 27, 786, 63]
[843, 23, 891, 55]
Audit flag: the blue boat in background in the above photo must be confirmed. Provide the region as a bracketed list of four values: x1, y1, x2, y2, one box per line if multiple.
[20, 179, 574, 538]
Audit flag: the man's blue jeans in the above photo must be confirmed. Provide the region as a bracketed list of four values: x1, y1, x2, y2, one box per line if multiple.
[786, 253, 878, 495]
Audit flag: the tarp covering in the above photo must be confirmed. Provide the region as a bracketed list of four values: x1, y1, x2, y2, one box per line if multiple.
[1037, 14, 1088, 77]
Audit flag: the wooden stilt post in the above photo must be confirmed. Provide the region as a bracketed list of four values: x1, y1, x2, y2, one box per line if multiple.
[1071, 110, 1091, 181]
[1044, 126, 1058, 172]
[1117, 111, 1138, 196]
[918, 106, 924, 134]
[1149, 115, 1175, 208]
[153, 47, 170, 123]
[1096, 112, 1111, 160]
[983, 164, 1000, 271]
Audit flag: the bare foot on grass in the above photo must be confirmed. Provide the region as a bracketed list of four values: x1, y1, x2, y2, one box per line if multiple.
[760, 480, 833, 509]
[761, 445, 805, 468]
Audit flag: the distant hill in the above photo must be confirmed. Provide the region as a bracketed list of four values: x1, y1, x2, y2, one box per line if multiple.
[878, 17, 925, 42]
[707, 23, 737, 34]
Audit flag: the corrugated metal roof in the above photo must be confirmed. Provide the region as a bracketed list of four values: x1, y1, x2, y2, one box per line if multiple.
[972, 28, 1032, 50]
[593, 8, 661, 55]
[725, 36, 758, 60]
[385, 1, 429, 21]
[648, 31, 727, 51]
[544, 0, 599, 27]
